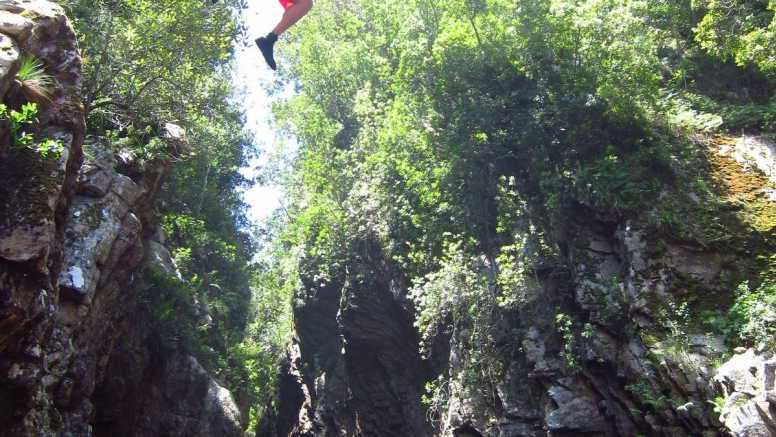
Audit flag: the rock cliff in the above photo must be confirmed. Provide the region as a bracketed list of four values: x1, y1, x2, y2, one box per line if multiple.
[0, 2, 243, 436]
[271, 137, 776, 437]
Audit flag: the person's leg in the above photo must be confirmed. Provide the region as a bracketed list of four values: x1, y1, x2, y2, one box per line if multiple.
[272, 0, 313, 35]
[257, 0, 313, 70]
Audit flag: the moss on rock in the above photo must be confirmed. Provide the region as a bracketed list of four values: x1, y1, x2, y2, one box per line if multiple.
[0, 147, 62, 230]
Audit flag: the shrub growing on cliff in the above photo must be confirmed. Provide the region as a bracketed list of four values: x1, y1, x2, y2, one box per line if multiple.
[64, 0, 241, 133]
[138, 265, 199, 354]
[16, 57, 54, 104]
[409, 237, 528, 417]
[0, 103, 63, 157]
[258, 0, 776, 432]
[409, 240, 490, 355]
[0, 103, 36, 149]
[730, 282, 776, 347]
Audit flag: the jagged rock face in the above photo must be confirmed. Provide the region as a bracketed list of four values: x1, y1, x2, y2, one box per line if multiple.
[2, 134, 246, 436]
[0, 3, 244, 436]
[275, 138, 776, 436]
[714, 350, 776, 436]
[273, 265, 430, 436]
[337, 277, 428, 436]
[94, 346, 244, 437]
[0, 0, 85, 433]
[88, 235, 245, 437]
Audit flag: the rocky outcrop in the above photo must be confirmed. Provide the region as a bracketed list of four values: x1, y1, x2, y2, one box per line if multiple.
[714, 349, 776, 437]
[0, 2, 243, 436]
[0, 0, 85, 433]
[269, 259, 429, 436]
[1, 131, 246, 436]
[94, 346, 244, 437]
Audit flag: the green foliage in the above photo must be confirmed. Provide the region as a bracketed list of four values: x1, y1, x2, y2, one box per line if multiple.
[709, 396, 726, 413]
[625, 379, 651, 398]
[138, 265, 198, 354]
[1, 102, 36, 149]
[408, 237, 524, 413]
[272, 0, 669, 292]
[653, 210, 681, 235]
[722, 96, 776, 133]
[421, 373, 449, 424]
[729, 282, 776, 347]
[693, 0, 776, 74]
[63, 0, 242, 137]
[658, 91, 724, 132]
[574, 150, 661, 214]
[626, 379, 687, 410]
[62, 0, 276, 432]
[701, 310, 734, 337]
[0, 102, 63, 157]
[35, 139, 64, 158]
[105, 124, 161, 156]
[237, 218, 300, 428]
[155, 130, 274, 432]
[409, 239, 488, 350]
[555, 311, 581, 373]
[16, 56, 54, 103]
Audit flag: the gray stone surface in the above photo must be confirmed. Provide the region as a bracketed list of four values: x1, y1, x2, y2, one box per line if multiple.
[78, 141, 118, 197]
[0, 32, 18, 98]
[714, 349, 776, 436]
[0, 10, 32, 39]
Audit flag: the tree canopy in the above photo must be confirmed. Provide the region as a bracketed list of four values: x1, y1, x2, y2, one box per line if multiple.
[268, 0, 775, 274]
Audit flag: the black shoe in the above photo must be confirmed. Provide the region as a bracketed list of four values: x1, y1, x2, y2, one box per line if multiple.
[256, 34, 278, 70]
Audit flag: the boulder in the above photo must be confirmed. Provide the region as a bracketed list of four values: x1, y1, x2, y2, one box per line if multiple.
[713, 349, 776, 436]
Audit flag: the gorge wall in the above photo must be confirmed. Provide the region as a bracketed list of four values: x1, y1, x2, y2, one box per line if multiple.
[270, 136, 776, 437]
[3, 2, 776, 437]
[0, 1, 243, 436]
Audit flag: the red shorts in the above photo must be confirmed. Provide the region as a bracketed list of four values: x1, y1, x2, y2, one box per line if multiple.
[279, 0, 294, 9]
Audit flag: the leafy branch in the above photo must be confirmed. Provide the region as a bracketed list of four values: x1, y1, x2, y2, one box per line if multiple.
[0, 102, 63, 158]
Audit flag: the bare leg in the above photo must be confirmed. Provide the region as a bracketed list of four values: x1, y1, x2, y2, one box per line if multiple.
[257, 0, 313, 70]
[272, 0, 313, 35]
